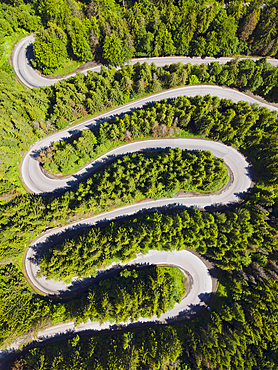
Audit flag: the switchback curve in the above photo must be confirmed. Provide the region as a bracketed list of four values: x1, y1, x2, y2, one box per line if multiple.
[21, 84, 277, 195]
[9, 35, 277, 353]
[23, 135, 250, 338]
[12, 34, 278, 89]
[21, 87, 263, 339]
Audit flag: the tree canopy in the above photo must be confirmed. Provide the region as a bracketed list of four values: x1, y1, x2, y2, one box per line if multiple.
[30, 0, 278, 72]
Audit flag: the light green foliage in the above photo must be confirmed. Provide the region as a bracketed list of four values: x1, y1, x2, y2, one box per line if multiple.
[36, 0, 83, 29]
[21, 327, 182, 370]
[0, 3, 41, 35]
[206, 8, 239, 57]
[0, 2, 41, 73]
[0, 263, 184, 348]
[0, 264, 50, 348]
[153, 23, 176, 56]
[40, 129, 97, 174]
[38, 206, 276, 281]
[103, 34, 133, 66]
[1, 94, 278, 262]
[0, 69, 49, 196]
[46, 146, 227, 209]
[33, 23, 69, 74]
[31, 0, 278, 72]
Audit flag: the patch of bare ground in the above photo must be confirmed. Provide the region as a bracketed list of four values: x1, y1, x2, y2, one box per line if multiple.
[0, 189, 20, 202]
[36, 60, 101, 80]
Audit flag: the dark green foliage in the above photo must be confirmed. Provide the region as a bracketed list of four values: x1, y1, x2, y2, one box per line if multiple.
[38, 207, 276, 281]
[67, 18, 93, 62]
[0, 147, 227, 261]
[1, 95, 278, 263]
[3, 57, 277, 196]
[44, 60, 278, 128]
[2, 58, 277, 197]
[16, 327, 182, 370]
[180, 262, 278, 369]
[41, 147, 227, 197]
[0, 263, 184, 347]
[31, 0, 278, 72]
[41, 93, 278, 184]
[73, 149, 228, 203]
[9, 211, 278, 370]
[2, 2, 278, 368]
[63, 266, 185, 325]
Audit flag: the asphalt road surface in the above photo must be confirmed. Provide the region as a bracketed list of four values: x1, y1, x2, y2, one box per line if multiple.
[21, 84, 277, 194]
[29, 247, 213, 338]
[22, 124, 252, 341]
[13, 34, 278, 89]
[4, 36, 277, 356]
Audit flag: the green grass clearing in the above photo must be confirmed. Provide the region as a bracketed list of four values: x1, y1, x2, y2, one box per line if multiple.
[47, 59, 84, 77]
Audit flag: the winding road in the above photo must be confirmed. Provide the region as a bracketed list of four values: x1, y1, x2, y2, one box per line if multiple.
[3, 35, 278, 355]
[13, 35, 278, 89]
[21, 85, 277, 195]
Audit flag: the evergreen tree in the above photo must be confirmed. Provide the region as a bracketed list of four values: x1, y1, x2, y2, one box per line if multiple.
[67, 18, 93, 62]
[33, 22, 69, 74]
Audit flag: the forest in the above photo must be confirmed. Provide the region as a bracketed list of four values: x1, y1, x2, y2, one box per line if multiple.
[2, 93, 278, 264]
[42, 58, 278, 128]
[38, 207, 277, 281]
[40, 146, 228, 197]
[39, 93, 278, 183]
[67, 148, 228, 198]
[2, 1, 278, 369]
[2, 86, 278, 368]
[8, 204, 278, 369]
[0, 262, 184, 348]
[0, 145, 227, 262]
[1, 58, 278, 198]
[40, 93, 278, 185]
[10, 328, 183, 370]
[8, 0, 278, 73]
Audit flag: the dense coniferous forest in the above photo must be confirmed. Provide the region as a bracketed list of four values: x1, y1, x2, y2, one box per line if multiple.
[39, 93, 277, 182]
[40, 58, 278, 128]
[2, 1, 278, 369]
[0, 263, 185, 348]
[10, 328, 183, 370]
[38, 207, 276, 281]
[1, 71, 278, 368]
[1, 94, 277, 263]
[0, 145, 228, 262]
[40, 146, 228, 196]
[1, 59, 278, 197]
[8, 205, 278, 369]
[3, 0, 277, 73]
